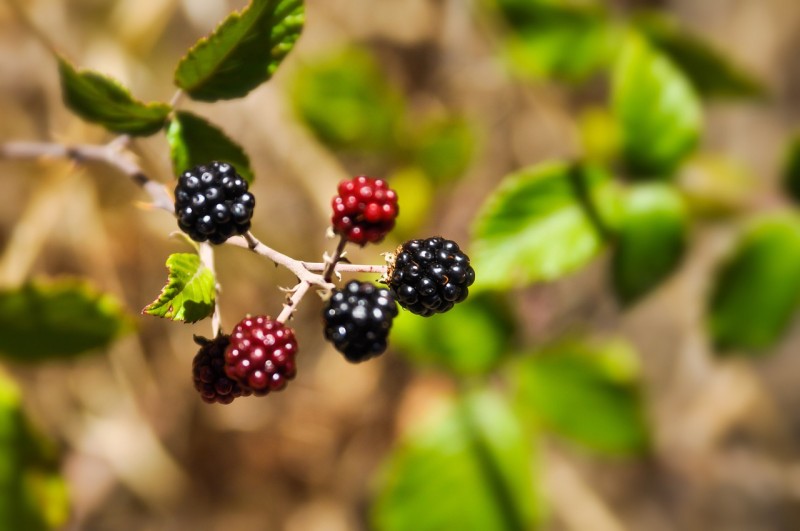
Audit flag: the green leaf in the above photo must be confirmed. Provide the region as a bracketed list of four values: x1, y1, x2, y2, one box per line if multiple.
[373, 389, 540, 531]
[167, 111, 254, 184]
[782, 135, 800, 205]
[612, 33, 702, 177]
[174, 0, 304, 101]
[0, 279, 133, 363]
[708, 214, 800, 352]
[408, 116, 475, 184]
[471, 162, 621, 290]
[612, 184, 689, 305]
[637, 14, 766, 100]
[0, 372, 69, 531]
[391, 294, 515, 376]
[143, 253, 216, 323]
[513, 338, 650, 455]
[677, 153, 754, 217]
[57, 57, 171, 136]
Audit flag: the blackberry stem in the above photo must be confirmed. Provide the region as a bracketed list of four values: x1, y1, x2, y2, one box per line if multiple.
[323, 236, 348, 283]
[199, 242, 222, 336]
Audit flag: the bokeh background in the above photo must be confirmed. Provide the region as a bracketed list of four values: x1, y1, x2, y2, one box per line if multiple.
[3, 0, 800, 530]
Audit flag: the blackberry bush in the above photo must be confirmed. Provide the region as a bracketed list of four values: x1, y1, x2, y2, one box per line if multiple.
[322, 280, 399, 362]
[331, 175, 399, 245]
[192, 334, 252, 404]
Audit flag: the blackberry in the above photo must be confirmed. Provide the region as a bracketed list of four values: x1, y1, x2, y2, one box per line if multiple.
[322, 280, 399, 363]
[174, 161, 255, 244]
[386, 237, 476, 316]
[224, 316, 298, 395]
[331, 176, 399, 245]
[192, 335, 251, 404]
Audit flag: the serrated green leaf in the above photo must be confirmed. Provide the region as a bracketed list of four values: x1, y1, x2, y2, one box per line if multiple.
[782, 135, 800, 205]
[708, 214, 800, 352]
[391, 294, 515, 376]
[57, 57, 171, 136]
[612, 184, 689, 305]
[143, 253, 215, 323]
[175, 0, 304, 101]
[373, 389, 540, 531]
[471, 162, 621, 290]
[0, 372, 69, 531]
[513, 338, 650, 455]
[612, 33, 702, 177]
[0, 279, 133, 363]
[167, 111, 254, 184]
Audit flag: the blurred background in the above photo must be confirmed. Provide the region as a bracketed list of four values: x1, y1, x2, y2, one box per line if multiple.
[3, 0, 800, 530]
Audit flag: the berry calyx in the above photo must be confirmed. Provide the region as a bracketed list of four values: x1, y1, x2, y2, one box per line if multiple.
[224, 316, 298, 395]
[385, 237, 476, 317]
[322, 280, 399, 363]
[331, 176, 398, 246]
[174, 161, 255, 245]
[192, 335, 252, 404]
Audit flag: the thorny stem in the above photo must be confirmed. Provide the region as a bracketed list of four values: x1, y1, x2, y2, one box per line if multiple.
[323, 236, 348, 283]
[198, 243, 222, 336]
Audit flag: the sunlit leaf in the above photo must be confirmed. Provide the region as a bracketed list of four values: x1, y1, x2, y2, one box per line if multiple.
[409, 117, 475, 184]
[58, 57, 170, 136]
[175, 0, 304, 101]
[678, 153, 754, 217]
[143, 253, 215, 323]
[0, 279, 133, 362]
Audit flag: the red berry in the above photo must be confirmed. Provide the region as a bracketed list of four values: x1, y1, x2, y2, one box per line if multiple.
[224, 316, 298, 396]
[192, 335, 251, 404]
[331, 176, 399, 245]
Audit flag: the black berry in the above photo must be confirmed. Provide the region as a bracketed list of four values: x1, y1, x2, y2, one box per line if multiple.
[192, 335, 251, 404]
[386, 237, 476, 316]
[322, 280, 398, 363]
[224, 316, 298, 395]
[174, 161, 255, 244]
[331, 176, 399, 245]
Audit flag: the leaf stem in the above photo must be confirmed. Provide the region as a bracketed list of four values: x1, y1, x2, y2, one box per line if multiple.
[198, 243, 222, 336]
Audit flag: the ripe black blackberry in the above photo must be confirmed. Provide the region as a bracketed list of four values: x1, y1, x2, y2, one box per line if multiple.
[192, 335, 252, 404]
[224, 316, 298, 395]
[174, 161, 255, 244]
[386, 237, 476, 316]
[322, 280, 398, 363]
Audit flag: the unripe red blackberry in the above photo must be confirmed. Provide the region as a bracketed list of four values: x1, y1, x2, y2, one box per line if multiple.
[174, 161, 255, 245]
[224, 316, 298, 395]
[385, 237, 476, 316]
[331, 176, 398, 245]
[322, 280, 398, 363]
[192, 335, 252, 404]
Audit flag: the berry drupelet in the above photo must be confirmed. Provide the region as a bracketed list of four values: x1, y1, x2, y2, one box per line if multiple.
[174, 161, 255, 244]
[386, 237, 476, 317]
[224, 316, 298, 395]
[322, 280, 399, 363]
[331, 176, 398, 246]
[192, 335, 252, 404]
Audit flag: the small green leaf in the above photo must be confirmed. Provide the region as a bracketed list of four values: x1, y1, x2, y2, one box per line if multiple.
[513, 338, 650, 455]
[708, 214, 800, 352]
[57, 57, 171, 136]
[471, 162, 621, 290]
[0, 279, 133, 363]
[143, 253, 216, 323]
[0, 372, 69, 531]
[637, 14, 766, 100]
[391, 294, 515, 376]
[612, 33, 702, 177]
[782, 135, 800, 205]
[612, 184, 689, 305]
[167, 111, 254, 183]
[175, 0, 304, 101]
[373, 389, 540, 531]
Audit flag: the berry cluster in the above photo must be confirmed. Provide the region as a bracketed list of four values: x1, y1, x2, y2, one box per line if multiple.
[192, 335, 251, 404]
[331, 176, 398, 245]
[224, 316, 298, 395]
[174, 161, 255, 244]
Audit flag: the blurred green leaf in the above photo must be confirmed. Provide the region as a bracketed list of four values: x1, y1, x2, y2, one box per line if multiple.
[612, 33, 702, 177]
[57, 57, 170, 136]
[495, 0, 620, 82]
[708, 214, 800, 352]
[167, 111, 253, 183]
[513, 338, 650, 455]
[579, 106, 621, 165]
[143, 253, 216, 323]
[612, 184, 689, 305]
[291, 49, 405, 154]
[637, 14, 766, 100]
[389, 167, 435, 239]
[0, 372, 69, 530]
[409, 117, 475, 184]
[678, 153, 754, 217]
[373, 389, 540, 531]
[471, 162, 621, 290]
[0, 279, 133, 362]
[175, 0, 304, 101]
[391, 294, 515, 376]
[782, 135, 800, 205]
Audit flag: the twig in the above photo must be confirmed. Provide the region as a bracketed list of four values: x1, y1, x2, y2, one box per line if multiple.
[276, 280, 311, 324]
[198, 243, 222, 336]
[322, 236, 348, 283]
[302, 262, 387, 275]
